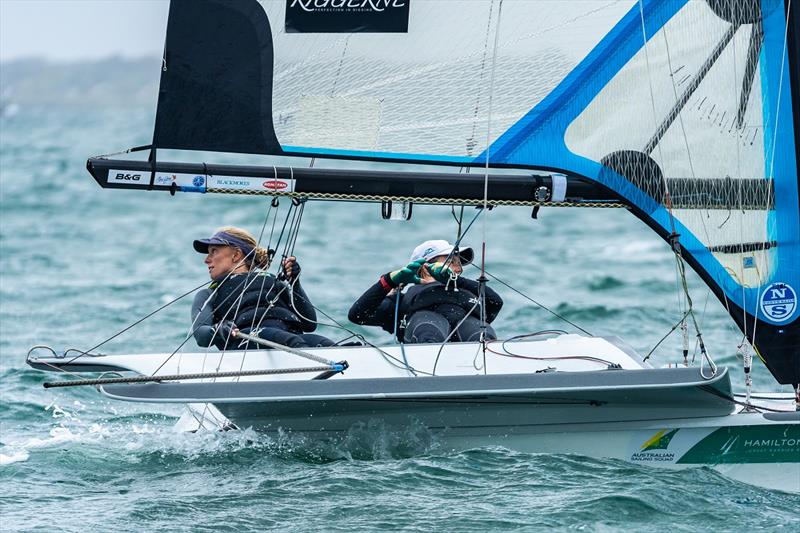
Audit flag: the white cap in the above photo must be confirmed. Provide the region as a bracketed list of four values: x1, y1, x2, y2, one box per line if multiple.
[409, 239, 474, 264]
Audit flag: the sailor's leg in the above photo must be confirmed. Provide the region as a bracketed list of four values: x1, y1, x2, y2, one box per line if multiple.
[404, 310, 450, 344]
[250, 326, 310, 348]
[455, 316, 496, 342]
[298, 333, 336, 347]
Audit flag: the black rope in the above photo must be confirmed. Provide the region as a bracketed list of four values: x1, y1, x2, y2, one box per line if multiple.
[497, 332, 613, 366]
[451, 205, 465, 241]
[232, 196, 306, 362]
[272, 200, 297, 267]
[643, 309, 692, 362]
[438, 207, 484, 271]
[285, 199, 306, 259]
[245, 198, 284, 333]
[700, 384, 787, 413]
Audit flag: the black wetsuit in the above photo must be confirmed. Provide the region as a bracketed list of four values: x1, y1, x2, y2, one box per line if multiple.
[192, 272, 333, 349]
[348, 273, 503, 343]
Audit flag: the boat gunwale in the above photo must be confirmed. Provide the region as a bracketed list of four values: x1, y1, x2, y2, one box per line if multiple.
[98, 366, 731, 404]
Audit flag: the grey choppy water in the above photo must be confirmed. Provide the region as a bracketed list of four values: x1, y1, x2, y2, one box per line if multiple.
[1, 107, 798, 531]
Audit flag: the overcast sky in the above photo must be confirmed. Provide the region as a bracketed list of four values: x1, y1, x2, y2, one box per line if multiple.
[0, 0, 169, 62]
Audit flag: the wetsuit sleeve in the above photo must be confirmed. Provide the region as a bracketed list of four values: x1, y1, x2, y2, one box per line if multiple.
[191, 289, 216, 347]
[348, 274, 400, 333]
[290, 280, 318, 332]
[458, 278, 504, 323]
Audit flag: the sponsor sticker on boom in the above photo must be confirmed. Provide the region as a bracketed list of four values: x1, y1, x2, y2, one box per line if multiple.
[108, 170, 147, 185]
[207, 176, 264, 192]
[262, 179, 294, 191]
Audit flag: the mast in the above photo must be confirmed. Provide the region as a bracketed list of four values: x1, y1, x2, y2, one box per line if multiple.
[781, 0, 800, 389]
[787, 0, 800, 219]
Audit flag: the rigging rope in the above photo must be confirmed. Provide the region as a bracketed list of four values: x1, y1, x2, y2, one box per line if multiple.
[489, 332, 616, 367]
[192, 195, 297, 425]
[393, 290, 415, 376]
[431, 299, 482, 376]
[61, 279, 210, 366]
[476, 0, 505, 374]
[312, 303, 431, 375]
[636, 0, 717, 377]
[470, 264, 592, 336]
[228, 198, 304, 375]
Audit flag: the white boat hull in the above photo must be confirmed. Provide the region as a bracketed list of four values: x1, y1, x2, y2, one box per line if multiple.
[28, 335, 800, 492]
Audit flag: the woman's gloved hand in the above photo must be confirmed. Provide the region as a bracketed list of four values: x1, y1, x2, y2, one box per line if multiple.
[216, 320, 239, 340]
[427, 261, 455, 284]
[389, 258, 426, 285]
[282, 256, 301, 281]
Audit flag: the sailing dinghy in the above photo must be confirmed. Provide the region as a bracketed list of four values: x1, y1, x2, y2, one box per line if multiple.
[27, 0, 799, 492]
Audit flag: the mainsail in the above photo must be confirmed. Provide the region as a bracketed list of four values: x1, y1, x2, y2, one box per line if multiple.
[95, 0, 800, 385]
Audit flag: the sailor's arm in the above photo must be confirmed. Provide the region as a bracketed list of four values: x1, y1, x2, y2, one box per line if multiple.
[458, 278, 504, 323]
[281, 255, 318, 332]
[191, 289, 216, 347]
[483, 284, 503, 323]
[348, 274, 398, 331]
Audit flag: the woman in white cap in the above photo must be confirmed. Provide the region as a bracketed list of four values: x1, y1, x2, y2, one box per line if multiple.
[348, 239, 502, 344]
[191, 226, 334, 350]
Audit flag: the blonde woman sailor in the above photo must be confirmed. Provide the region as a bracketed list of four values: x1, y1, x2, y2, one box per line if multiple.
[191, 226, 334, 350]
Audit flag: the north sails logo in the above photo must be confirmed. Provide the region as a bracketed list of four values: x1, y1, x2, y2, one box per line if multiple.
[290, 0, 407, 12]
[760, 282, 797, 322]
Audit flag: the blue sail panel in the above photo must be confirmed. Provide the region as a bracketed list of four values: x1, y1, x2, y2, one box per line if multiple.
[482, 0, 799, 382]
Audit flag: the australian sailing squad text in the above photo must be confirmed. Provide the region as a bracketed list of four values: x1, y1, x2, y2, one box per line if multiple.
[291, 0, 406, 12]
